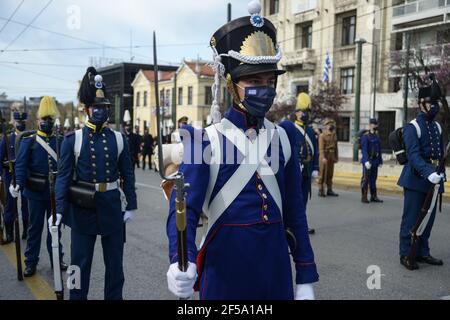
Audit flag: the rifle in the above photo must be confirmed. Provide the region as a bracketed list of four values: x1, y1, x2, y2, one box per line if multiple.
[405, 141, 450, 267]
[153, 32, 189, 276]
[49, 122, 63, 300]
[0, 110, 23, 281]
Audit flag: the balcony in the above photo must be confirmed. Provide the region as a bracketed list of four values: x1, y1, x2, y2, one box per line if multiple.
[392, 0, 450, 31]
[281, 48, 316, 69]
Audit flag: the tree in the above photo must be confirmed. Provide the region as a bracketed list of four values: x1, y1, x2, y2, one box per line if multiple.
[390, 41, 450, 142]
[309, 81, 347, 126]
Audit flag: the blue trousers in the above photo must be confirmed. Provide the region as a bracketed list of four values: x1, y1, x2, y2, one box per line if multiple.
[301, 176, 311, 210]
[361, 165, 379, 194]
[69, 229, 124, 300]
[399, 188, 437, 257]
[24, 199, 63, 267]
[2, 174, 29, 224]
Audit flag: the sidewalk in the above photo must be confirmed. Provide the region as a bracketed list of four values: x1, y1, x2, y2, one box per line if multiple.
[331, 159, 450, 201]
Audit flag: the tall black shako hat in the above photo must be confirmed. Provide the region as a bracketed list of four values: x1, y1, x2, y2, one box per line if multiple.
[418, 73, 442, 103]
[78, 67, 110, 110]
[208, 0, 285, 123]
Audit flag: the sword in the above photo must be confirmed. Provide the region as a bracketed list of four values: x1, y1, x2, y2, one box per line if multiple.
[153, 32, 190, 275]
[49, 121, 63, 300]
[416, 183, 440, 236]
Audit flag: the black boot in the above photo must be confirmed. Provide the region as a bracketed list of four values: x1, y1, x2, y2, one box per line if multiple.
[361, 188, 369, 203]
[327, 190, 339, 197]
[370, 190, 383, 203]
[308, 228, 316, 235]
[22, 219, 28, 240]
[3, 223, 14, 245]
[24, 265, 37, 277]
[416, 255, 443, 266]
[318, 189, 326, 198]
[400, 256, 419, 270]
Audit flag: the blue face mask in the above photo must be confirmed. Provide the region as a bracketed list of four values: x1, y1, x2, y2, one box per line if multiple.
[90, 106, 109, 125]
[15, 122, 26, 132]
[300, 112, 310, 123]
[39, 120, 54, 134]
[239, 86, 277, 119]
[427, 103, 440, 120]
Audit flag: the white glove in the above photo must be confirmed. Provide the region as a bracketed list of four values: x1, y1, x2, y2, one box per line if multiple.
[428, 172, 444, 184]
[311, 170, 319, 178]
[123, 210, 136, 223]
[365, 161, 372, 170]
[9, 184, 20, 198]
[48, 214, 62, 228]
[295, 283, 315, 300]
[167, 262, 197, 299]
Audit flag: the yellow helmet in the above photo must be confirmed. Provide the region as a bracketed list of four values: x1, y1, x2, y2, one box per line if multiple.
[38, 96, 58, 119]
[296, 93, 311, 112]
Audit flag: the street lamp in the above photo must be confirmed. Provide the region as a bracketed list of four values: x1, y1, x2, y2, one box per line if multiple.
[353, 38, 367, 162]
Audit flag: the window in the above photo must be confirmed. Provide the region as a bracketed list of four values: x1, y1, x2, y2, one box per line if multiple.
[340, 67, 355, 95]
[178, 87, 183, 105]
[136, 92, 140, 107]
[160, 89, 165, 106]
[188, 86, 193, 105]
[205, 86, 212, 105]
[295, 22, 313, 49]
[296, 84, 309, 96]
[143, 91, 148, 106]
[269, 0, 280, 15]
[165, 89, 171, 107]
[337, 117, 350, 142]
[342, 15, 356, 46]
[437, 29, 450, 45]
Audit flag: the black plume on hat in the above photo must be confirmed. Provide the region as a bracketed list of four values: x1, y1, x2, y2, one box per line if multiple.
[78, 66, 110, 107]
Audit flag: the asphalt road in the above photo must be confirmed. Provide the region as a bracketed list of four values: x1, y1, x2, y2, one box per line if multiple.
[1, 169, 450, 300]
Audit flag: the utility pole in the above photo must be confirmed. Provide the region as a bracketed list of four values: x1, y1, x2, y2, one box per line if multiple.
[115, 94, 121, 130]
[403, 32, 411, 126]
[172, 73, 177, 126]
[353, 38, 366, 162]
[372, 44, 378, 118]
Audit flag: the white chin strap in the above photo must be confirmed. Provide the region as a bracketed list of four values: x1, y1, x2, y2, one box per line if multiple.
[208, 46, 282, 124]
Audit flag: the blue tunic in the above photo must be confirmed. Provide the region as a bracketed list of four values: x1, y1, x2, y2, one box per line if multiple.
[361, 131, 383, 192]
[167, 107, 319, 300]
[55, 125, 137, 236]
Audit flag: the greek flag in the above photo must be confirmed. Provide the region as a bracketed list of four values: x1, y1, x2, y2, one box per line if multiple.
[323, 52, 331, 83]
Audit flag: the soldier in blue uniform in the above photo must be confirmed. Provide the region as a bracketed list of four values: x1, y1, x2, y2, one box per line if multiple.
[360, 118, 383, 203]
[284, 93, 319, 234]
[397, 78, 445, 270]
[166, 1, 318, 300]
[0, 111, 30, 244]
[10, 96, 66, 277]
[55, 67, 137, 300]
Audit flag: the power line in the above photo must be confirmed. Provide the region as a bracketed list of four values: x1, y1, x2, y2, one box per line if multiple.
[0, 60, 86, 68]
[0, 0, 25, 35]
[1, 0, 53, 52]
[0, 63, 75, 83]
[0, 42, 208, 53]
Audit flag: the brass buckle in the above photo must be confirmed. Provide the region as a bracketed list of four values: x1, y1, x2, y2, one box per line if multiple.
[98, 183, 107, 193]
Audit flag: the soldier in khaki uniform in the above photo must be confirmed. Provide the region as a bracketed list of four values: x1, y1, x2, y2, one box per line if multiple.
[318, 118, 339, 197]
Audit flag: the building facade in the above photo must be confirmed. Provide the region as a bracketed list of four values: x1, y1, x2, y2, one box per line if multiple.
[132, 60, 226, 137]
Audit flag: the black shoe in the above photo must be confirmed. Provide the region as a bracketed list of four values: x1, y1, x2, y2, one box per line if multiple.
[400, 256, 419, 270]
[416, 255, 443, 266]
[318, 190, 326, 198]
[3, 223, 14, 244]
[327, 190, 339, 197]
[22, 220, 28, 240]
[308, 228, 316, 235]
[24, 265, 37, 277]
[370, 193, 384, 203]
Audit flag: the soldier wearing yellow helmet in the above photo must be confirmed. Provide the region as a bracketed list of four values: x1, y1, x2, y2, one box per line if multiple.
[11, 96, 67, 277]
[283, 92, 319, 234]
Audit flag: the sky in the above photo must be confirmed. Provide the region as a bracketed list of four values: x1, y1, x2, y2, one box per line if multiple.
[0, 0, 249, 103]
